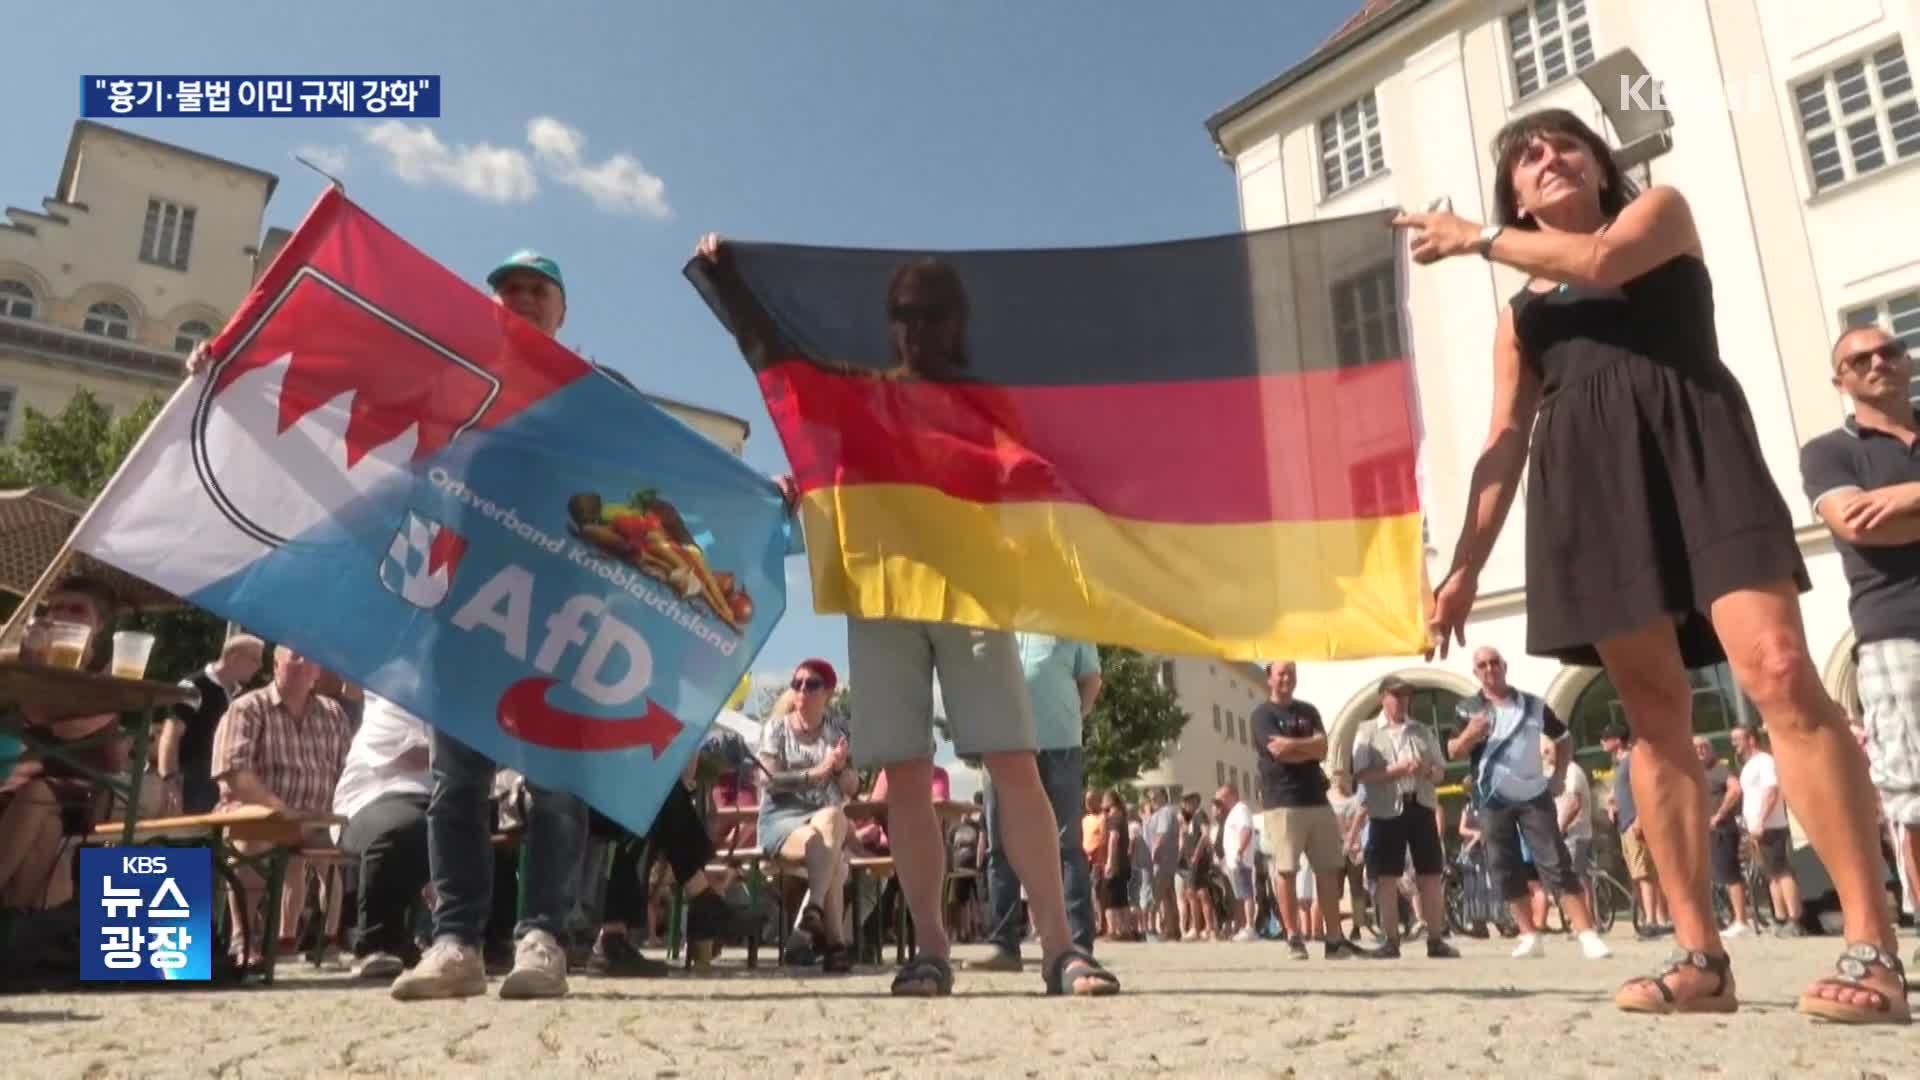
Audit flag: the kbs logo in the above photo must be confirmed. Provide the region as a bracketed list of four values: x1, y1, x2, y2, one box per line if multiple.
[191, 268, 500, 548]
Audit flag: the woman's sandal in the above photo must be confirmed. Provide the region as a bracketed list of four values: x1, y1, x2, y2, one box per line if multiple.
[819, 942, 852, 975]
[1614, 948, 1737, 1015]
[794, 903, 829, 953]
[1795, 942, 1913, 1025]
[1043, 946, 1121, 997]
[889, 953, 954, 997]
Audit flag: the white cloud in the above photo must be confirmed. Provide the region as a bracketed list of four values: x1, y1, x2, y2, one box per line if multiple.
[294, 144, 350, 177]
[361, 121, 538, 204]
[527, 116, 671, 219]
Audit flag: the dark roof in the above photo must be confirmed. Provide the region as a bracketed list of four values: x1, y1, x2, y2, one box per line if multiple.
[1204, 0, 1433, 148]
[58, 119, 280, 206]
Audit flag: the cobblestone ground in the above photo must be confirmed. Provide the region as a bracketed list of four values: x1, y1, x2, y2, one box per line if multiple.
[5, 932, 1916, 1078]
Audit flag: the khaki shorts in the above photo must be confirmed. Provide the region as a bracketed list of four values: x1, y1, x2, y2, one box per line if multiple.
[1262, 805, 1345, 874]
[846, 617, 1037, 766]
[1621, 825, 1659, 882]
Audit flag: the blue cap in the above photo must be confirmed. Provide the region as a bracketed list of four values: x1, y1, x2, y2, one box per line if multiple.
[486, 250, 564, 295]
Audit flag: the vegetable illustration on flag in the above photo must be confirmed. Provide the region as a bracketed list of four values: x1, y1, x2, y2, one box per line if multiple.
[69, 187, 792, 834]
[686, 211, 1426, 661]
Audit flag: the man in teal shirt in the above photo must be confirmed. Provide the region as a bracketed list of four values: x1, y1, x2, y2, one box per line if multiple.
[969, 633, 1102, 969]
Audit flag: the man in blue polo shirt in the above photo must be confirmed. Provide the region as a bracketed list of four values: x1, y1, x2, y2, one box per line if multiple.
[969, 633, 1102, 970]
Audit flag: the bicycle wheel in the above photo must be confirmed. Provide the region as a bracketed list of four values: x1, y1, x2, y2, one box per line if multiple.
[1629, 878, 1652, 935]
[1710, 884, 1734, 930]
[1590, 874, 1618, 934]
[1444, 874, 1467, 935]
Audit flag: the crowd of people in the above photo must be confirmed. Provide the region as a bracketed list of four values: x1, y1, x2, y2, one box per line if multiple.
[3, 103, 1917, 1026]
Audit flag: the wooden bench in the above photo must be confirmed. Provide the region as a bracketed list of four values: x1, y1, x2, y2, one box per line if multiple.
[90, 806, 344, 983]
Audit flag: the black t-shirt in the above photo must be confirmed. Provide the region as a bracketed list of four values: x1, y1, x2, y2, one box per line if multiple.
[1251, 700, 1330, 808]
[170, 671, 231, 783]
[1800, 421, 1920, 645]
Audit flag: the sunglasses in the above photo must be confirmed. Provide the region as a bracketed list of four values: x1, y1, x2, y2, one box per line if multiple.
[1836, 341, 1908, 374]
[888, 302, 951, 326]
[791, 677, 827, 692]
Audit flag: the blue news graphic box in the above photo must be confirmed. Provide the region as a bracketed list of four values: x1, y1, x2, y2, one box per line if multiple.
[79, 847, 213, 981]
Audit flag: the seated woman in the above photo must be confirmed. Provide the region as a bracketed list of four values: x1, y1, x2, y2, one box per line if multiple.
[757, 659, 858, 973]
[0, 577, 152, 911]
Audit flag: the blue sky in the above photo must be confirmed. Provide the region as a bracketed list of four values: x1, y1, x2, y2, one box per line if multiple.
[7, 0, 1359, 692]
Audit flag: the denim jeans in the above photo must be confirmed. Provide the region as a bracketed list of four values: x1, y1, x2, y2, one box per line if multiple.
[426, 728, 588, 945]
[984, 747, 1095, 954]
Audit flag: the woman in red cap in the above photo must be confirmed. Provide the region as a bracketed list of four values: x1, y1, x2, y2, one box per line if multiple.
[755, 658, 858, 972]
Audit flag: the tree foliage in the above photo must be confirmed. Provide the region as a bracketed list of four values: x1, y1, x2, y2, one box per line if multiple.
[1083, 646, 1189, 792]
[0, 389, 228, 682]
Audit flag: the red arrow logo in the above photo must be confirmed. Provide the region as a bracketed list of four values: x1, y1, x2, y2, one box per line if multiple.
[496, 678, 682, 755]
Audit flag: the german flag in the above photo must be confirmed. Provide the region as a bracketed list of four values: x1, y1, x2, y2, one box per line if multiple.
[685, 209, 1426, 661]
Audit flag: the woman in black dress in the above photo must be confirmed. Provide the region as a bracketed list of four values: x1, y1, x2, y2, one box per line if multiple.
[1393, 108, 1908, 1024]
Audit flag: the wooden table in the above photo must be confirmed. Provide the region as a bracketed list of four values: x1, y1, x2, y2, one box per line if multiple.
[0, 659, 196, 845]
[706, 798, 974, 831]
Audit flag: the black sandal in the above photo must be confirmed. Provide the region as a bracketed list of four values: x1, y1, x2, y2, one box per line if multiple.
[889, 953, 953, 996]
[1615, 948, 1736, 1015]
[794, 903, 829, 953]
[1796, 943, 1912, 1025]
[820, 942, 852, 975]
[1043, 946, 1120, 997]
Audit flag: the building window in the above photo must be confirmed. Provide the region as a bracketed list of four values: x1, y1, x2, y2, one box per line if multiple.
[174, 319, 214, 354]
[1506, 0, 1597, 100]
[1842, 291, 1920, 404]
[1794, 43, 1920, 193]
[0, 279, 34, 320]
[1238, 715, 1248, 745]
[83, 302, 131, 340]
[0, 385, 15, 442]
[1212, 704, 1222, 732]
[1216, 761, 1227, 787]
[1331, 261, 1402, 368]
[139, 198, 197, 270]
[1317, 90, 1386, 197]
[1160, 661, 1177, 693]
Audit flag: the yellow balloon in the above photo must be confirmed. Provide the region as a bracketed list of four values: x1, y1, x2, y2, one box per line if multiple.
[723, 673, 752, 711]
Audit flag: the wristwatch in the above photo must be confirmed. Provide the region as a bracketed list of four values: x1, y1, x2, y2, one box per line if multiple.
[1476, 225, 1504, 258]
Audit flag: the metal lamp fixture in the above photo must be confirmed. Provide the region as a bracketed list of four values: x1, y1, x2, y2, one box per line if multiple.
[1577, 47, 1676, 173]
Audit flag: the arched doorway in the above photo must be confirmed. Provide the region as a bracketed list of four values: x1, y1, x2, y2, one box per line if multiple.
[1559, 661, 1752, 770]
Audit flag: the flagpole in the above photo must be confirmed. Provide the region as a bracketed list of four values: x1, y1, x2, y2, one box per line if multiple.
[0, 376, 202, 641]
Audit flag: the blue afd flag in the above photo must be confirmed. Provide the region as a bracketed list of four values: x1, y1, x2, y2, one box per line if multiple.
[70, 189, 791, 835]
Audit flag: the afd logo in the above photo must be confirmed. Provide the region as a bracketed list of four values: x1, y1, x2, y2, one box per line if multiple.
[448, 562, 682, 755]
[379, 511, 467, 609]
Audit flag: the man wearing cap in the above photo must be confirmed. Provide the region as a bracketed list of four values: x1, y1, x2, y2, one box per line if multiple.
[192, 250, 594, 999]
[387, 249, 592, 1000]
[1348, 676, 1457, 958]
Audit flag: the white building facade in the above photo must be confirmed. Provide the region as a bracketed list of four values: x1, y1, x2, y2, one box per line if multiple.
[1206, 0, 1920, 777]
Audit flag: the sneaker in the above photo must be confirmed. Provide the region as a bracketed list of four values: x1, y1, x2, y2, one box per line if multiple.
[1232, 927, 1259, 943]
[1287, 937, 1310, 960]
[1511, 933, 1545, 959]
[1576, 930, 1611, 960]
[390, 938, 487, 1001]
[586, 933, 670, 978]
[1774, 921, 1806, 939]
[1426, 938, 1461, 959]
[1722, 922, 1750, 939]
[353, 951, 406, 980]
[1323, 937, 1363, 960]
[1367, 940, 1401, 959]
[499, 929, 569, 999]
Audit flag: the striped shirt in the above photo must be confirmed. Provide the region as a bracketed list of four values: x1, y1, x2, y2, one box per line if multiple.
[212, 684, 353, 814]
